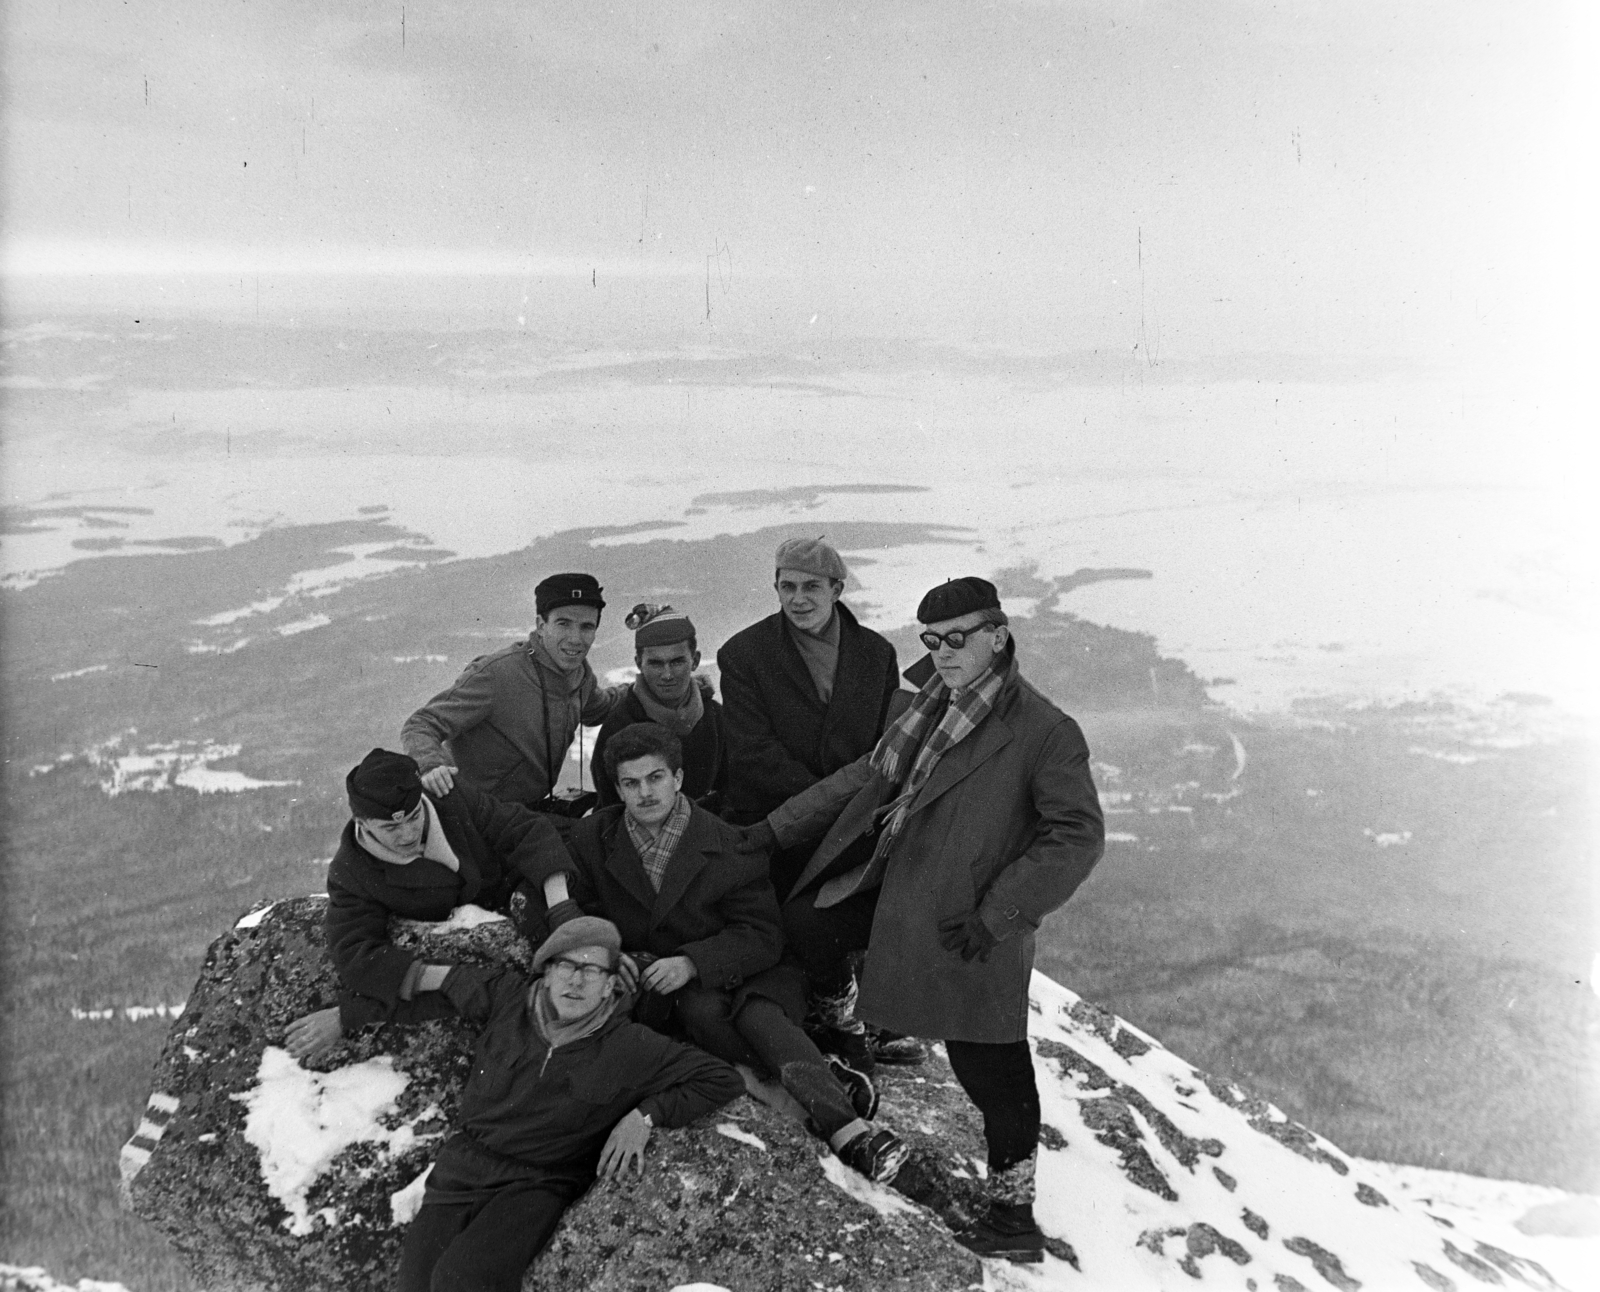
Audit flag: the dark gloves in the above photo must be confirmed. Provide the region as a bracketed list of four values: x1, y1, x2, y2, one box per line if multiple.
[733, 820, 777, 855]
[545, 899, 585, 928]
[938, 911, 1001, 963]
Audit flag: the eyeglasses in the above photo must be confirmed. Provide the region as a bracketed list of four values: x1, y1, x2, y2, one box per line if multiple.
[919, 622, 1001, 652]
[545, 957, 614, 983]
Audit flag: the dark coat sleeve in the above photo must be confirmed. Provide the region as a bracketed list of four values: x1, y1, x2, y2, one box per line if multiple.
[718, 633, 824, 807]
[326, 842, 419, 1031]
[976, 716, 1106, 940]
[382, 964, 518, 1027]
[589, 700, 636, 810]
[455, 781, 573, 887]
[624, 1024, 748, 1128]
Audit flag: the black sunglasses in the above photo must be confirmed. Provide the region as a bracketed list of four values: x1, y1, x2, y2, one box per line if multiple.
[919, 622, 1001, 652]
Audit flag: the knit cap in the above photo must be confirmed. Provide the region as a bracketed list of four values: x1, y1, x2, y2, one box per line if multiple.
[625, 603, 697, 649]
[346, 748, 423, 819]
[774, 536, 847, 582]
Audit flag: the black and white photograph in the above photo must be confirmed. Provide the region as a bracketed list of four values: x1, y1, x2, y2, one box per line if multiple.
[2, 3, 1594, 1290]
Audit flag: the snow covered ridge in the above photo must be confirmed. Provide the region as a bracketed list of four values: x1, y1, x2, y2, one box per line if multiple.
[0, 1265, 130, 1292]
[71, 1003, 185, 1022]
[28, 730, 299, 796]
[120, 897, 1588, 1292]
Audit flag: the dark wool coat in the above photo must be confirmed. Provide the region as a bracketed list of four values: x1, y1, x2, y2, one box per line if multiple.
[401, 636, 621, 808]
[771, 647, 1105, 1044]
[390, 966, 744, 1199]
[589, 690, 729, 811]
[326, 783, 572, 1029]
[717, 604, 900, 824]
[558, 803, 808, 1023]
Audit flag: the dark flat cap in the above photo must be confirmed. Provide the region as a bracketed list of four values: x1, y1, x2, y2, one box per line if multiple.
[536, 572, 605, 618]
[346, 748, 423, 819]
[917, 576, 1002, 624]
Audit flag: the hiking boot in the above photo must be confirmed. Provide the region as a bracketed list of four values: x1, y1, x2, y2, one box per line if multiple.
[836, 1127, 909, 1184]
[825, 1055, 879, 1120]
[867, 1028, 928, 1066]
[953, 1216, 1046, 1264]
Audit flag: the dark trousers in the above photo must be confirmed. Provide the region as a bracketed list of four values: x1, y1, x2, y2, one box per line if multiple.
[396, 1179, 580, 1292]
[674, 986, 857, 1139]
[780, 885, 880, 997]
[945, 1039, 1040, 1174]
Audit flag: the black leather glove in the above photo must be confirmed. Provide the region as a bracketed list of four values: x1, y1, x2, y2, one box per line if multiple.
[937, 912, 1000, 963]
[733, 820, 777, 855]
[545, 899, 584, 929]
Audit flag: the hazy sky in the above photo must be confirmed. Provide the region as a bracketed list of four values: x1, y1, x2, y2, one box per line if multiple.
[4, 1, 1591, 355]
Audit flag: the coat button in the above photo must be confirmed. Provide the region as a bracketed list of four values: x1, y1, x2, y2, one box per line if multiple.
[1005, 906, 1019, 920]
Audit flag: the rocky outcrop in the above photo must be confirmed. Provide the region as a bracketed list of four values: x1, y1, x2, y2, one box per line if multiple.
[122, 897, 1567, 1292]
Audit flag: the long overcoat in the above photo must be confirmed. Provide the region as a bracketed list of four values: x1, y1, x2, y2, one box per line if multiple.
[716, 604, 899, 823]
[326, 782, 571, 1029]
[771, 648, 1105, 1044]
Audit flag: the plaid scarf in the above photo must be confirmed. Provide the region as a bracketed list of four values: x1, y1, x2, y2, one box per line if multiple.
[624, 792, 692, 892]
[869, 659, 1006, 843]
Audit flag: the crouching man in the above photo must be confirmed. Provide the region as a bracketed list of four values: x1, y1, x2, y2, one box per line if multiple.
[549, 722, 909, 1184]
[386, 916, 745, 1292]
[741, 578, 1105, 1261]
[285, 749, 573, 1060]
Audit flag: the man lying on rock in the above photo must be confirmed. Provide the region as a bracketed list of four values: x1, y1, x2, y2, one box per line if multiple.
[540, 721, 910, 1184]
[734, 576, 1106, 1263]
[285, 748, 575, 1061]
[380, 915, 745, 1292]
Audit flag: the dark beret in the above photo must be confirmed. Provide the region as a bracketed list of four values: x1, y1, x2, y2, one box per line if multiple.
[346, 748, 423, 819]
[535, 572, 605, 618]
[916, 576, 1002, 625]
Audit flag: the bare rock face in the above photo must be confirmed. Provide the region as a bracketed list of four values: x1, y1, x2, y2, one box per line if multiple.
[118, 898, 979, 1292]
[122, 897, 1568, 1292]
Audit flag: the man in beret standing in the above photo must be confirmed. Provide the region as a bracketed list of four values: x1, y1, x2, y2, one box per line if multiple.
[744, 576, 1105, 1263]
[402, 572, 628, 817]
[589, 605, 729, 812]
[284, 748, 575, 1061]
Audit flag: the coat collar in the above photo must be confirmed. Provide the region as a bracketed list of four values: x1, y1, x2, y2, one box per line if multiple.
[898, 648, 1021, 815]
[601, 804, 724, 925]
[342, 820, 467, 891]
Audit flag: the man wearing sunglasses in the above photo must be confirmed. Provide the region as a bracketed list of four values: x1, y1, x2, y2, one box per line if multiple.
[744, 576, 1105, 1263]
[375, 915, 745, 1292]
[285, 748, 574, 1061]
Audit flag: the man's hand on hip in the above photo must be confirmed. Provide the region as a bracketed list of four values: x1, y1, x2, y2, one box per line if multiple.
[937, 911, 1001, 963]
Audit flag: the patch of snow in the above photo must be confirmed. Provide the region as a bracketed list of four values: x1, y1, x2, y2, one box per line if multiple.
[276, 613, 331, 637]
[667, 1285, 735, 1292]
[390, 1165, 432, 1227]
[231, 1047, 420, 1237]
[1409, 745, 1484, 764]
[184, 637, 251, 655]
[392, 654, 449, 663]
[1105, 832, 1140, 844]
[236, 904, 275, 929]
[195, 596, 286, 626]
[49, 664, 108, 681]
[0, 1265, 133, 1292]
[715, 1122, 768, 1151]
[817, 1147, 920, 1218]
[86, 733, 297, 796]
[403, 904, 506, 933]
[71, 1003, 185, 1021]
[1365, 829, 1413, 847]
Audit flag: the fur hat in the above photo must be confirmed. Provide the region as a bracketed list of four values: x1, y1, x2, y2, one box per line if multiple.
[346, 748, 423, 819]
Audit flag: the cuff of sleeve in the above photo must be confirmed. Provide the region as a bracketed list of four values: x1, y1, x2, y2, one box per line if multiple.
[979, 900, 1029, 943]
[396, 959, 425, 1001]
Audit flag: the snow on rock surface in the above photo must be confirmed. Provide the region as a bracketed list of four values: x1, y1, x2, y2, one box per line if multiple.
[0, 1266, 132, 1292]
[121, 896, 1570, 1292]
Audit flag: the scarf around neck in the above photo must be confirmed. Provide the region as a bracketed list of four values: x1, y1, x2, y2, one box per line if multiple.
[631, 674, 704, 739]
[530, 976, 623, 1050]
[355, 796, 460, 872]
[869, 655, 1007, 842]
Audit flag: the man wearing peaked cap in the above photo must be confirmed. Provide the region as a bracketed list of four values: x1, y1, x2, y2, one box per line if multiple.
[284, 748, 574, 1061]
[716, 536, 901, 898]
[401, 571, 630, 820]
[589, 603, 729, 811]
[744, 575, 1106, 1264]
